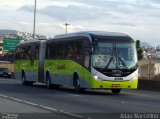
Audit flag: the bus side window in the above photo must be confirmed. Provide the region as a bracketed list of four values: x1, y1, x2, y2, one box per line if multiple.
[58, 43, 66, 58]
[66, 41, 82, 60]
[46, 44, 50, 59]
[15, 47, 21, 60]
[30, 46, 35, 65]
[35, 45, 39, 59]
[84, 48, 90, 68]
[83, 40, 91, 69]
[66, 42, 73, 59]
[75, 41, 82, 60]
[22, 46, 30, 59]
[47, 43, 57, 59]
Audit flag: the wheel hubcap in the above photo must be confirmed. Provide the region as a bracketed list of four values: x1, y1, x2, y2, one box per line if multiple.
[47, 79, 50, 87]
[22, 77, 24, 82]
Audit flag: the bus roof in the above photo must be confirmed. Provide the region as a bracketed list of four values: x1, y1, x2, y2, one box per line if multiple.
[17, 39, 45, 47]
[53, 31, 133, 42]
[54, 31, 128, 39]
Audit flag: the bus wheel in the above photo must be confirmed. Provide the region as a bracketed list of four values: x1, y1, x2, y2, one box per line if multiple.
[111, 89, 121, 94]
[52, 84, 60, 89]
[75, 79, 80, 93]
[22, 73, 33, 86]
[74, 78, 85, 93]
[46, 74, 52, 89]
[22, 74, 27, 85]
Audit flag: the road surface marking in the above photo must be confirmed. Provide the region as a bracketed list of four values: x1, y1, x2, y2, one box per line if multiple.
[39, 105, 57, 111]
[121, 101, 125, 104]
[0, 93, 85, 118]
[0, 94, 9, 98]
[62, 111, 85, 118]
[22, 101, 38, 106]
[9, 97, 23, 102]
[55, 91, 82, 97]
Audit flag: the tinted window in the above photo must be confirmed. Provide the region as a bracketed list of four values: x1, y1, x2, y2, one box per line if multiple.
[15, 45, 39, 60]
[46, 40, 82, 60]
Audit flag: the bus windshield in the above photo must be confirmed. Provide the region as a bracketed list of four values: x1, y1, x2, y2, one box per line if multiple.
[92, 42, 137, 69]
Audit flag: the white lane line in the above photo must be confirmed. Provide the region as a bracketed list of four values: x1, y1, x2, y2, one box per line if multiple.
[55, 92, 82, 97]
[127, 93, 153, 98]
[132, 94, 153, 98]
[0, 93, 85, 118]
[61, 110, 85, 118]
[0, 94, 9, 98]
[39, 105, 57, 111]
[121, 101, 125, 104]
[9, 97, 22, 102]
[22, 101, 38, 106]
[67, 94, 82, 97]
[139, 94, 153, 98]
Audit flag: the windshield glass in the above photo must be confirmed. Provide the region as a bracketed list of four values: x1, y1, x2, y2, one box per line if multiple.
[92, 42, 137, 69]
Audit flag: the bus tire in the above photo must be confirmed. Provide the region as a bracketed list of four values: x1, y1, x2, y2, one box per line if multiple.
[22, 72, 33, 86]
[22, 73, 27, 85]
[46, 73, 52, 89]
[74, 75, 84, 93]
[75, 79, 80, 93]
[111, 89, 121, 94]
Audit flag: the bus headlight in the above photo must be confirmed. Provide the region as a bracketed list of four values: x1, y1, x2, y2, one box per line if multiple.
[130, 75, 138, 82]
[94, 75, 103, 82]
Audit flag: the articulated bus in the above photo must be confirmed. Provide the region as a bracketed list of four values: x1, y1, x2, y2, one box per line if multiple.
[15, 31, 138, 94]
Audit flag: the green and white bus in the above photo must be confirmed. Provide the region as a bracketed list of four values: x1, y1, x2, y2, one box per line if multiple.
[15, 31, 138, 94]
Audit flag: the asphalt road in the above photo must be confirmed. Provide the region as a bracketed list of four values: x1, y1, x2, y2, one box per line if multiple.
[0, 78, 160, 119]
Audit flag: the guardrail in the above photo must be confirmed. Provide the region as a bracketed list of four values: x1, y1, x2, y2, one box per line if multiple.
[138, 79, 160, 91]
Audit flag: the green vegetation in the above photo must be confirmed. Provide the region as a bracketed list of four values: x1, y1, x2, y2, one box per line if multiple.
[136, 40, 143, 60]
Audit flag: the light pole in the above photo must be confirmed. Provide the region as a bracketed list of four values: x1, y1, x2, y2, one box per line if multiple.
[33, 0, 37, 38]
[64, 23, 70, 34]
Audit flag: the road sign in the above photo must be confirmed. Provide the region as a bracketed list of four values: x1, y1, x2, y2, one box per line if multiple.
[3, 38, 20, 51]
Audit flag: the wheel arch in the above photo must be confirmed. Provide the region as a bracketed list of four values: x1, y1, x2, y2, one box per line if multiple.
[73, 71, 80, 86]
[45, 70, 51, 83]
[21, 69, 25, 77]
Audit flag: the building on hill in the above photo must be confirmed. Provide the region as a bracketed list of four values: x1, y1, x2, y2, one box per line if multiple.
[0, 31, 47, 54]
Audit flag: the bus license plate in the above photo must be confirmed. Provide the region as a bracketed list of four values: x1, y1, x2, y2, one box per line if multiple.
[115, 77, 123, 81]
[112, 84, 120, 88]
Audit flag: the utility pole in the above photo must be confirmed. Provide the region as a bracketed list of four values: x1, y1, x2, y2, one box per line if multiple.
[33, 0, 37, 38]
[64, 23, 70, 34]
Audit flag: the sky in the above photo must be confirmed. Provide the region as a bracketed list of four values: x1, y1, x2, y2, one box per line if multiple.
[0, 0, 160, 46]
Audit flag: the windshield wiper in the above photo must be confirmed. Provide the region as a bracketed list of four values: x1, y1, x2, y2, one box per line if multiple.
[104, 56, 113, 69]
[118, 56, 128, 69]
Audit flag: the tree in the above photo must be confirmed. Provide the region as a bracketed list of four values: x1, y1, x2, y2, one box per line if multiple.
[136, 40, 143, 60]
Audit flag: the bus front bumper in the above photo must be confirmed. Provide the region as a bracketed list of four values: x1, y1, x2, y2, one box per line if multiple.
[90, 76, 138, 89]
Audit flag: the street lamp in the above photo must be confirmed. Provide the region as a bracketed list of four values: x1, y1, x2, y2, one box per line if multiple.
[64, 23, 70, 34]
[33, 0, 37, 38]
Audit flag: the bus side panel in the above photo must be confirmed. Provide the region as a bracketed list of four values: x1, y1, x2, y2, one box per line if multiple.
[15, 43, 40, 82]
[28, 59, 39, 82]
[44, 60, 87, 87]
[15, 60, 31, 80]
[15, 60, 38, 82]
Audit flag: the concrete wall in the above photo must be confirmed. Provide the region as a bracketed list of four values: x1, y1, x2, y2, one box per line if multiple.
[138, 80, 160, 91]
[0, 62, 15, 72]
[138, 61, 160, 80]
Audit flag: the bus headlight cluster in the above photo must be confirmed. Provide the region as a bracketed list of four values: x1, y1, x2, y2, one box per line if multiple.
[94, 75, 103, 82]
[130, 75, 138, 82]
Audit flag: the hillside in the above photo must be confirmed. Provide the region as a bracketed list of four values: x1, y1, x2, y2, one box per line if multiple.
[141, 42, 153, 48]
[0, 29, 17, 35]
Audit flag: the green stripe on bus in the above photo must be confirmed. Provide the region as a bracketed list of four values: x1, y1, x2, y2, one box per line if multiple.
[15, 60, 39, 72]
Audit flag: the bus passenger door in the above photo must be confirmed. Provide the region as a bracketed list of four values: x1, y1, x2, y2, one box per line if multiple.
[82, 40, 91, 88]
[29, 45, 39, 82]
[38, 41, 46, 83]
